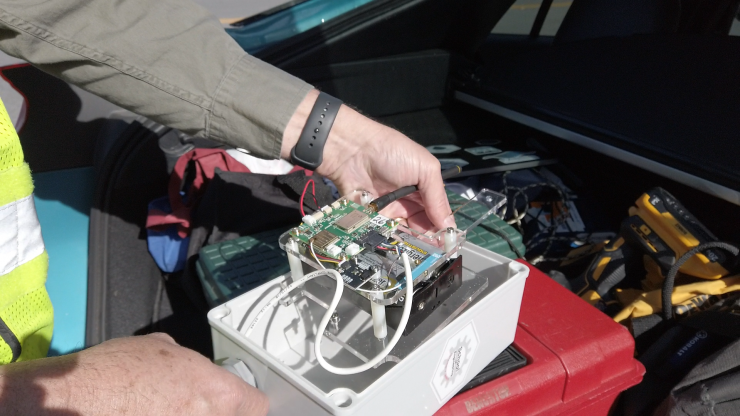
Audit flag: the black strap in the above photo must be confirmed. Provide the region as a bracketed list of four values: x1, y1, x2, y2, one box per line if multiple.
[662, 242, 739, 321]
[0, 316, 21, 363]
[290, 92, 342, 171]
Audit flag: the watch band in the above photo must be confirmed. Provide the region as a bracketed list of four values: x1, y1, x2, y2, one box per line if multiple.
[290, 92, 342, 171]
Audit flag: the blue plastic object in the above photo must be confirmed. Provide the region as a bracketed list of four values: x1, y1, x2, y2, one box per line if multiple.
[33, 167, 95, 356]
[146, 196, 190, 273]
[227, 0, 376, 53]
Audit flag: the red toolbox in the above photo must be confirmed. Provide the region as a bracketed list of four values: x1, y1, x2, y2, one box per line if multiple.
[437, 262, 645, 416]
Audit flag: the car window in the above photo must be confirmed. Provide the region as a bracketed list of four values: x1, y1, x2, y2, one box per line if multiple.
[227, 0, 376, 53]
[731, 15, 740, 36]
[539, 1, 572, 35]
[491, 0, 572, 36]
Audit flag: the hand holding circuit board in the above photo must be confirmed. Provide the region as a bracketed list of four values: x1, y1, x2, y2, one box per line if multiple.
[291, 196, 446, 298]
[282, 99, 458, 232]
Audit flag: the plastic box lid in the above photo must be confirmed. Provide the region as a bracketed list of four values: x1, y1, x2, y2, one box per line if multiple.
[437, 261, 645, 415]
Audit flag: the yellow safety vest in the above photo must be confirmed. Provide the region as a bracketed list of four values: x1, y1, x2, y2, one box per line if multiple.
[0, 97, 53, 364]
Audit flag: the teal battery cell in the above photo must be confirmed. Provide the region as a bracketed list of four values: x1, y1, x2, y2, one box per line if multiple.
[196, 227, 292, 307]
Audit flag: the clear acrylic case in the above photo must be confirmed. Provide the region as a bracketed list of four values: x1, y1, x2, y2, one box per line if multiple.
[209, 188, 529, 415]
[278, 188, 507, 305]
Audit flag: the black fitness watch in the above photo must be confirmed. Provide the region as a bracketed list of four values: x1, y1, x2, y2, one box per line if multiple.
[290, 91, 343, 171]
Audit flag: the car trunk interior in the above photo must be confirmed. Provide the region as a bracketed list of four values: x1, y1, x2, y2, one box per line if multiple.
[86, 0, 740, 371]
[288, 48, 740, 240]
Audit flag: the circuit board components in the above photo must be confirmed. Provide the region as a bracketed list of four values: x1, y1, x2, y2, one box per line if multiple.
[291, 199, 392, 259]
[335, 210, 371, 232]
[312, 230, 339, 250]
[289, 198, 445, 298]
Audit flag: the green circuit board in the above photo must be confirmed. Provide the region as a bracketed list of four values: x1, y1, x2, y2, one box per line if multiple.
[289, 200, 395, 259]
[289, 199, 445, 292]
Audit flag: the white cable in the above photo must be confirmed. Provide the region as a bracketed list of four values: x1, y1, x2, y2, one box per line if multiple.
[310, 241, 326, 270]
[506, 207, 526, 227]
[314, 252, 414, 375]
[242, 253, 414, 375]
[242, 269, 341, 337]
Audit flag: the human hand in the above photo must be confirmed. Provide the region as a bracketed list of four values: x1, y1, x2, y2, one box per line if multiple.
[282, 90, 454, 232]
[0, 333, 268, 416]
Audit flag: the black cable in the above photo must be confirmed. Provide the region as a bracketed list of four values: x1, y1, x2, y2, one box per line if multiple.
[500, 171, 570, 261]
[481, 224, 525, 259]
[661, 242, 739, 321]
[527, 234, 602, 264]
[368, 166, 462, 212]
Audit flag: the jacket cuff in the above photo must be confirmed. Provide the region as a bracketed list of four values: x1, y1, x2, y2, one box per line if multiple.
[209, 54, 313, 160]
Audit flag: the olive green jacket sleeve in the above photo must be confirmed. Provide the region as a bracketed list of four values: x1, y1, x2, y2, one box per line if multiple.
[0, 0, 313, 159]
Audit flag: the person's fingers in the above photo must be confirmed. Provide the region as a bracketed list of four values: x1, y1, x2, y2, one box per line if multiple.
[380, 199, 440, 234]
[380, 198, 425, 222]
[236, 384, 269, 416]
[405, 210, 435, 232]
[417, 159, 455, 230]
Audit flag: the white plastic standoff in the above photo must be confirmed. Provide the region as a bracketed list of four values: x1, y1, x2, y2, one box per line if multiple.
[444, 227, 458, 255]
[286, 237, 304, 283]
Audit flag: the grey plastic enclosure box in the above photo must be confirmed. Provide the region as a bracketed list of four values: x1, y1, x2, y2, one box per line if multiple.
[208, 244, 528, 416]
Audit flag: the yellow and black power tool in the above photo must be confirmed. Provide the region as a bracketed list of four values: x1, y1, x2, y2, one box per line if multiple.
[625, 188, 729, 279]
[573, 188, 733, 312]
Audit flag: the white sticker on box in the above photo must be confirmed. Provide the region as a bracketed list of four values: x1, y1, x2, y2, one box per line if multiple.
[430, 321, 480, 402]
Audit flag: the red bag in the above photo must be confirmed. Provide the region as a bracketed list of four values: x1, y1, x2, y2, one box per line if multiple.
[146, 149, 251, 238]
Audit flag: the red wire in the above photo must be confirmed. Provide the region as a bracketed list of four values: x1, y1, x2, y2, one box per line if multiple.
[300, 179, 318, 217]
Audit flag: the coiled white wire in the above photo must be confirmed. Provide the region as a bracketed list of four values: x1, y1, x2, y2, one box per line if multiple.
[243, 253, 414, 375]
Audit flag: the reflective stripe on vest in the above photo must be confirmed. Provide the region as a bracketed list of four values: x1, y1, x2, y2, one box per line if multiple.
[0, 94, 53, 365]
[0, 195, 44, 274]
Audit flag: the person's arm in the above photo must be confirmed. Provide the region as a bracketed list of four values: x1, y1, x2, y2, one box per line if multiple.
[0, 333, 268, 415]
[283, 91, 455, 230]
[0, 0, 453, 229]
[0, 1, 453, 413]
[0, 0, 311, 159]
